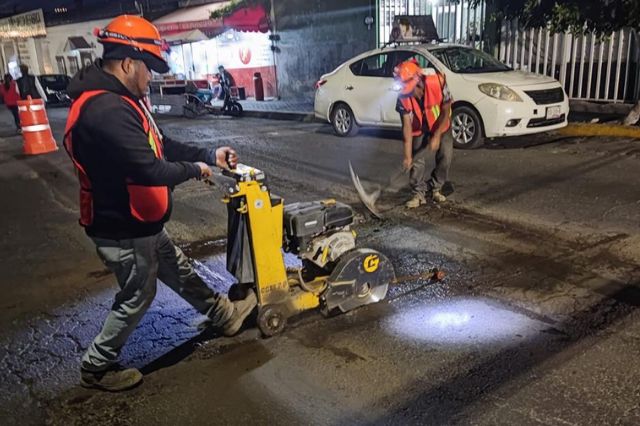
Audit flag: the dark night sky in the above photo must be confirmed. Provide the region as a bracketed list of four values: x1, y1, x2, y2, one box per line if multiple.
[0, 1, 179, 15]
[0, 1, 188, 21]
[0, 0, 91, 13]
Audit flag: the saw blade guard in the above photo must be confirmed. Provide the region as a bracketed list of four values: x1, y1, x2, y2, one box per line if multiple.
[323, 248, 395, 313]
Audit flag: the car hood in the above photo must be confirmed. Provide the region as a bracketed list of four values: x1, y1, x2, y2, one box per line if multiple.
[460, 70, 558, 87]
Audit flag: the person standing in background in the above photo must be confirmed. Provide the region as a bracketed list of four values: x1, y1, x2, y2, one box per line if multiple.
[0, 74, 21, 132]
[16, 64, 48, 103]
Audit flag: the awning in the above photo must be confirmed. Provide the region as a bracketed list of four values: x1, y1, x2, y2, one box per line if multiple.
[163, 29, 209, 46]
[65, 36, 91, 51]
[223, 5, 270, 33]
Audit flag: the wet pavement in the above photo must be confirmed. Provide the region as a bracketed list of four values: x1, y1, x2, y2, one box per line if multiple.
[1, 108, 639, 425]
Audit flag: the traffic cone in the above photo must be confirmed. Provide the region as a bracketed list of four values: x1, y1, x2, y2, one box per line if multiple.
[17, 96, 58, 155]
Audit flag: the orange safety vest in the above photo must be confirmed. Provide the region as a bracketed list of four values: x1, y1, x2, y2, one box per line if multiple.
[64, 90, 169, 227]
[399, 73, 451, 137]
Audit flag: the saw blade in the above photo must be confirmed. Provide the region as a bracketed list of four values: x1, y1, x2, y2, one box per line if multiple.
[324, 248, 394, 314]
[348, 161, 383, 219]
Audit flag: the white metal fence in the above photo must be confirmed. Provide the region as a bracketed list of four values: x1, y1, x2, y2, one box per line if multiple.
[378, 0, 485, 48]
[498, 22, 638, 103]
[377, 0, 639, 103]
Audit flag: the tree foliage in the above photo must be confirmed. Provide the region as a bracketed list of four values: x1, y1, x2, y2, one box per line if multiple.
[468, 0, 640, 35]
[210, 0, 270, 20]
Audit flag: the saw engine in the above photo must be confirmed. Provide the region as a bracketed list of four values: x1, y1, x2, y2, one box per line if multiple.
[284, 200, 356, 269]
[215, 164, 395, 336]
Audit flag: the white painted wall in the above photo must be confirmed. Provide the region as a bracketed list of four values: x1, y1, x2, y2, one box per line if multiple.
[39, 18, 111, 75]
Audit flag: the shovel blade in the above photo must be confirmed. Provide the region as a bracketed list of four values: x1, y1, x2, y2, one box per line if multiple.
[348, 161, 383, 219]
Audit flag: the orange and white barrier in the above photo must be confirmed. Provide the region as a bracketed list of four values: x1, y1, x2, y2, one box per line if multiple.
[17, 96, 58, 155]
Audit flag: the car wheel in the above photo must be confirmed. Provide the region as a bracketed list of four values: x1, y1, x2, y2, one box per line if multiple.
[451, 106, 483, 149]
[331, 103, 359, 137]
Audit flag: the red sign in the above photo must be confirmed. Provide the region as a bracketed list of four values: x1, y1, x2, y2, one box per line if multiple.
[239, 47, 252, 65]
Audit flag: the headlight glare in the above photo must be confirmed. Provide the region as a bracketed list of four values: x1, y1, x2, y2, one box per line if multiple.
[478, 83, 523, 102]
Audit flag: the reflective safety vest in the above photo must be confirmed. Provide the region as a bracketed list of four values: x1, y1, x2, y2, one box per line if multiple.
[399, 72, 451, 137]
[64, 90, 169, 227]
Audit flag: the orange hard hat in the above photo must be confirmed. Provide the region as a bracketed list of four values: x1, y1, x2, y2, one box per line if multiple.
[95, 15, 169, 73]
[393, 61, 422, 95]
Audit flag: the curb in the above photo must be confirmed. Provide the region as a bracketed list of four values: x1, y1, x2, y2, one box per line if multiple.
[569, 100, 632, 115]
[556, 123, 640, 139]
[242, 110, 316, 122]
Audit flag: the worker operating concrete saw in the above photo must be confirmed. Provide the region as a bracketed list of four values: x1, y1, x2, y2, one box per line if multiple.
[204, 163, 396, 336]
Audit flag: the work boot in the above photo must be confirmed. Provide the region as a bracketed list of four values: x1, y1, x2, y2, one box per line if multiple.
[80, 366, 143, 392]
[221, 290, 257, 336]
[405, 192, 426, 209]
[431, 190, 447, 203]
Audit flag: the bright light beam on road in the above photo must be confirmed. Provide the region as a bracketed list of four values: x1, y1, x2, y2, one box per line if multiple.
[385, 297, 540, 346]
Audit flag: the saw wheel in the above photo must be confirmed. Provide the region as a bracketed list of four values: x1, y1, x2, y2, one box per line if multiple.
[257, 305, 288, 337]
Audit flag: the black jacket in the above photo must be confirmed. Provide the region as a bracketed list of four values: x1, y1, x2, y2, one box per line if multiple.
[67, 60, 215, 239]
[17, 74, 41, 100]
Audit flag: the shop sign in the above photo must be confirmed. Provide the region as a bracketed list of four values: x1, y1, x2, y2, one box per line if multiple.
[216, 31, 272, 69]
[0, 9, 46, 39]
[156, 19, 223, 35]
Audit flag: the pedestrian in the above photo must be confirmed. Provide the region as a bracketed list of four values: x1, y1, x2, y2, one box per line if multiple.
[217, 65, 236, 111]
[394, 60, 453, 207]
[0, 74, 21, 132]
[63, 15, 257, 392]
[16, 64, 48, 102]
[217, 65, 235, 90]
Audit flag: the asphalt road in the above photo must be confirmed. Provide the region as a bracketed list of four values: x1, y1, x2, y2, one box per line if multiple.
[1, 108, 639, 425]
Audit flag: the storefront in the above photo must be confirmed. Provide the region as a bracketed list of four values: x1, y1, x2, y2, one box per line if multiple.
[0, 9, 47, 79]
[154, 3, 277, 99]
[0, 8, 109, 78]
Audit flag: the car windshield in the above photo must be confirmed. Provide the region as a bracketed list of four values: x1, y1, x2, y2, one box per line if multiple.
[435, 47, 511, 73]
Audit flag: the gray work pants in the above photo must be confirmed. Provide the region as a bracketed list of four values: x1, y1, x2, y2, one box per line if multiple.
[82, 229, 232, 372]
[388, 130, 454, 195]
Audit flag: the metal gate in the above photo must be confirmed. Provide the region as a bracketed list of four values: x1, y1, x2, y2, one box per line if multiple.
[377, 0, 485, 49]
[377, 1, 638, 103]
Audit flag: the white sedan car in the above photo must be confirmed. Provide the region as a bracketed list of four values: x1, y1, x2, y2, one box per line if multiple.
[314, 44, 569, 149]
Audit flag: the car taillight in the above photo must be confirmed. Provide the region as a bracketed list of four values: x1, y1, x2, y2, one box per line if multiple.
[315, 79, 327, 90]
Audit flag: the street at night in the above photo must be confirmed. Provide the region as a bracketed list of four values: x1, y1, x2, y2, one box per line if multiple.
[1, 107, 639, 424]
[1, 0, 640, 425]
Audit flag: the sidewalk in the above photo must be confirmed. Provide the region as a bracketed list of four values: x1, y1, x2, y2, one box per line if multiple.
[212, 97, 315, 121]
[162, 95, 640, 140]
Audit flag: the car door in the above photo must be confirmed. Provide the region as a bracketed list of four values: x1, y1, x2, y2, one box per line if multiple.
[381, 50, 438, 125]
[344, 52, 393, 125]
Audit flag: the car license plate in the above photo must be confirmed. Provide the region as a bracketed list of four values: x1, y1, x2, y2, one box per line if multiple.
[546, 106, 561, 119]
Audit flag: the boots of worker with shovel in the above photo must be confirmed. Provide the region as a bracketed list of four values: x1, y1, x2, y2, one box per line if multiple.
[348, 148, 454, 219]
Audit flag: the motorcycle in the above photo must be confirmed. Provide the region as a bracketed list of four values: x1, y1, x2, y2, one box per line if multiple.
[183, 80, 243, 119]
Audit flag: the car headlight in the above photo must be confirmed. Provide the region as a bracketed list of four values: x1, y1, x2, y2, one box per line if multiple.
[478, 83, 523, 102]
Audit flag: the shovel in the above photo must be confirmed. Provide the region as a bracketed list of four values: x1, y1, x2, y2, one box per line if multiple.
[348, 161, 384, 219]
